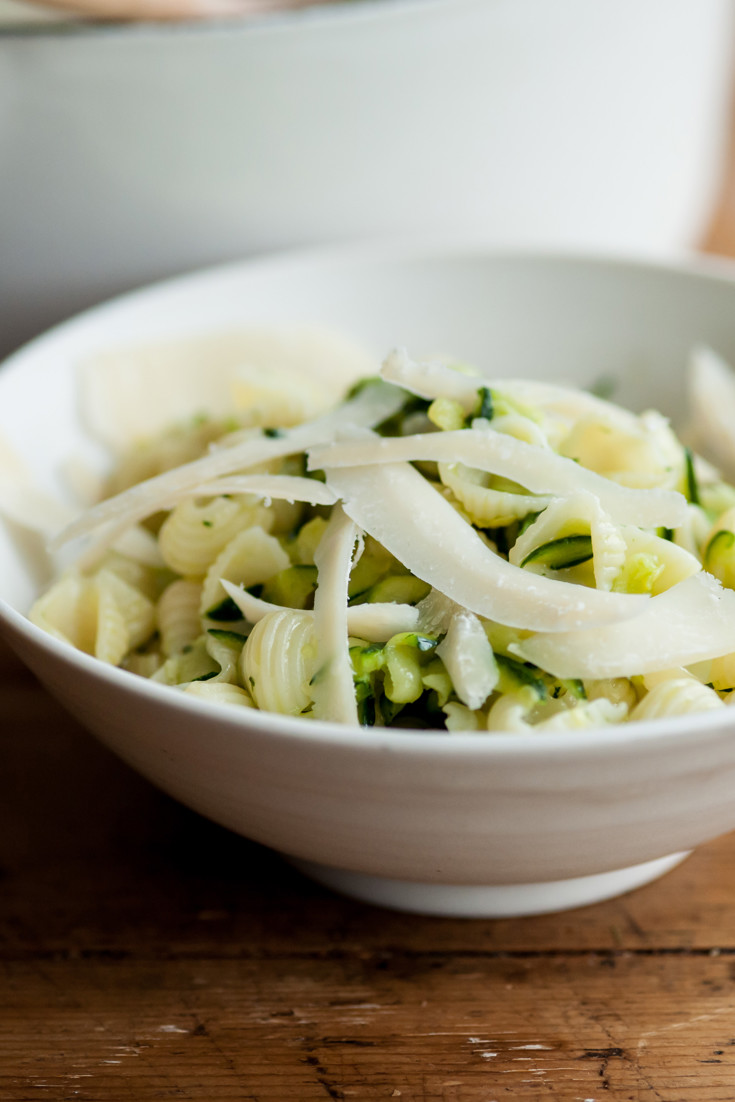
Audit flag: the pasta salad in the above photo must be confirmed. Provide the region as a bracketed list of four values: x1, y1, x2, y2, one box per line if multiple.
[25, 343, 735, 732]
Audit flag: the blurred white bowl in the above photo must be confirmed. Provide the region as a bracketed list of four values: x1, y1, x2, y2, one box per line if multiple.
[7, 244, 735, 917]
[1, 0, 734, 359]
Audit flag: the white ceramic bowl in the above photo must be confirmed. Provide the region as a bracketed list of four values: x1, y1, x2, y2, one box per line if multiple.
[5, 243, 735, 917]
[1, 0, 734, 359]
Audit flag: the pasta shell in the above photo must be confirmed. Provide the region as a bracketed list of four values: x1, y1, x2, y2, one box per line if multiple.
[157, 579, 203, 656]
[240, 609, 316, 716]
[183, 682, 254, 708]
[439, 462, 550, 527]
[200, 525, 290, 615]
[631, 678, 724, 720]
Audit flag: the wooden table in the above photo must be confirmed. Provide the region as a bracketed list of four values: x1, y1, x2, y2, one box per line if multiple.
[7, 234, 735, 1102]
[5, 640, 735, 1102]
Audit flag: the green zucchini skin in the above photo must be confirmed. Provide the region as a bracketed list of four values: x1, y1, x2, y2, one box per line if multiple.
[521, 534, 593, 570]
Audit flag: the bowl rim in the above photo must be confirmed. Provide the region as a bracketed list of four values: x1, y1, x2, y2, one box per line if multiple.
[0, 0, 451, 40]
[5, 231, 735, 362]
[4, 237, 735, 759]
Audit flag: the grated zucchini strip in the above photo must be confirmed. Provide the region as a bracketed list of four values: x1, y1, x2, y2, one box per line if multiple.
[509, 489, 626, 592]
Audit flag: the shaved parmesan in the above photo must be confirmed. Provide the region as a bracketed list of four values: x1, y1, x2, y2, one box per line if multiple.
[417, 588, 465, 635]
[53, 381, 403, 551]
[436, 611, 498, 710]
[346, 602, 420, 641]
[513, 573, 735, 679]
[309, 428, 687, 528]
[325, 460, 647, 632]
[72, 474, 336, 571]
[311, 505, 359, 725]
[221, 578, 418, 642]
[381, 347, 642, 430]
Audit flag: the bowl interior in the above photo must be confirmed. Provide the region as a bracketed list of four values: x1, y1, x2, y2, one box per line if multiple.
[3, 245, 735, 619]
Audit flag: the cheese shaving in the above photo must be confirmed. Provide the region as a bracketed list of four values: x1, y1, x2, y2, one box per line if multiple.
[311, 504, 359, 725]
[222, 578, 418, 642]
[309, 428, 686, 527]
[53, 381, 403, 550]
[513, 573, 735, 679]
[325, 459, 647, 632]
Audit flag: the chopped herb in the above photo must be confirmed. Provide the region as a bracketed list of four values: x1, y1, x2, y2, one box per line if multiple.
[263, 427, 284, 438]
[202, 520, 213, 528]
[192, 671, 218, 682]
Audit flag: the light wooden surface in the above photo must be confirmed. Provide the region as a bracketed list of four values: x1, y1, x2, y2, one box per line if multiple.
[6, 171, 735, 1102]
